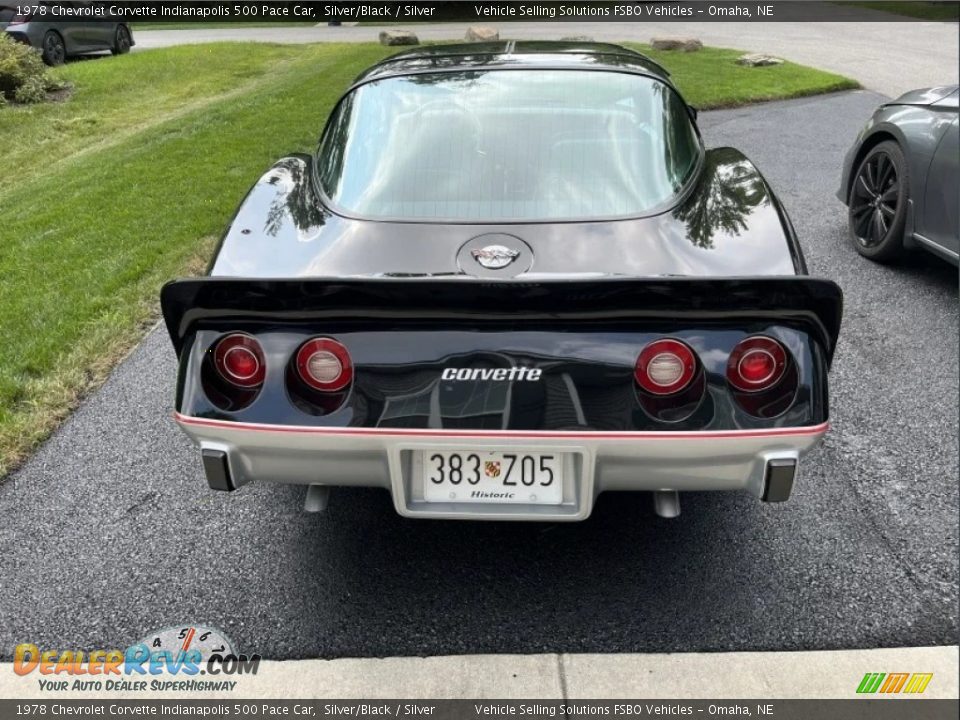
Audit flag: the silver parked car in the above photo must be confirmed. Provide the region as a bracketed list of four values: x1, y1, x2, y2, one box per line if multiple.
[1, 1, 133, 66]
[838, 85, 958, 264]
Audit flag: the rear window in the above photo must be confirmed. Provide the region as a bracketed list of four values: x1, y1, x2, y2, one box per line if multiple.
[317, 69, 701, 222]
[0, 6, 17, 22]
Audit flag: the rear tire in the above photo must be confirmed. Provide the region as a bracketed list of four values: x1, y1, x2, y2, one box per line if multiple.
[41, 31, 66, 66]
[847, 140, 909, 263]
[111, 25, 132, 56]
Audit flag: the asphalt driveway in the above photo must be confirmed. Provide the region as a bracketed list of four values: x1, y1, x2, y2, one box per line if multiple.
[131, 20, 960, 98]
[0, 90, 956, 660]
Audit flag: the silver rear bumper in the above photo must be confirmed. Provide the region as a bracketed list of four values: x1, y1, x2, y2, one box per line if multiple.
[175, 414, 827, 521]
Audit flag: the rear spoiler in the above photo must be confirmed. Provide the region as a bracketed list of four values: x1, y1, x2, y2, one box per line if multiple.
[161, 277, 843, 364]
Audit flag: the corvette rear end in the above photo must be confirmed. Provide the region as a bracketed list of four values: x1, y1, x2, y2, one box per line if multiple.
[163, 276, 839, 521]
[161, 42, 843, 520]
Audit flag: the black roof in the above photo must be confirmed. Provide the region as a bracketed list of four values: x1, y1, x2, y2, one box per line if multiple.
[353, 41, 672, 87]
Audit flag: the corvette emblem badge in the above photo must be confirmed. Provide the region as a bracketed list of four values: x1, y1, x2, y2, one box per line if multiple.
[484, 461, 501, 478]
[471, 245, 520, 270]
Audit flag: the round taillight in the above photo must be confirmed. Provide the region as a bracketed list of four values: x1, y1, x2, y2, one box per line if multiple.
[296, 338, 353, 392]
[727, 336, 788, 393]
[213, 334, 265, 388]
[635, 338, 697, 395]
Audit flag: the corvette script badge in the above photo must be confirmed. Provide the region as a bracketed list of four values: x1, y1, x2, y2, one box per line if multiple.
[471, 245, 520, 270]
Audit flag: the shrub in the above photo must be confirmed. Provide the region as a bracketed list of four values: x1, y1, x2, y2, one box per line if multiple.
[0, 34, 55, 104]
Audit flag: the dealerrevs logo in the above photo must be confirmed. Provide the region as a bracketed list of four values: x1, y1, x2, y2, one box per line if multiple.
[442, 367, 542, 381]
[13, 625, 260, 693]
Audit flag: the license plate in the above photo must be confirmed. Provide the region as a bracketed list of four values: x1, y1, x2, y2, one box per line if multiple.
[420, 450, 565, 505]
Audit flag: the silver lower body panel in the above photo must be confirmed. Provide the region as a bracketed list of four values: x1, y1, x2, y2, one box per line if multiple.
[175, 414, 827, 521]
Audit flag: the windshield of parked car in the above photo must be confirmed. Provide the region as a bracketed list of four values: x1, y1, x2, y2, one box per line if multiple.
[317, 69, 701, 221]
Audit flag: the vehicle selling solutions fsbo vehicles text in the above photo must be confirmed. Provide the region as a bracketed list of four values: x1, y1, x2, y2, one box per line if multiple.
[472, 4, 764, 19]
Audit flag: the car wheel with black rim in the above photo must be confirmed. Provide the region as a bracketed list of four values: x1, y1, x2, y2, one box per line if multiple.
[848, 140, 909, 263]
[111, 25, 131, 55]
[41, 31, 66, 66]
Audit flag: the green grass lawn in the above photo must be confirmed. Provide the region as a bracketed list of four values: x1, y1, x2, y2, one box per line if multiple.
[627, 44, 858, 109]
[0, 42, 856, 477]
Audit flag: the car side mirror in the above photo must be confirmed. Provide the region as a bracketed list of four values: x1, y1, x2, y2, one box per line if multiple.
[688, 106, 699, 122]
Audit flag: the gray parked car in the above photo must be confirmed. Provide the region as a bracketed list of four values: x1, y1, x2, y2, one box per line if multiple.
[838, 85, 958, 264]
[1, 2, 133, 66]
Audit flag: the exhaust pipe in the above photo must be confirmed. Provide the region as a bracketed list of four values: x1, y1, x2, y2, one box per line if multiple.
[304, 484, 330, 513]
[653, 490, 680, 518]
[200, 447, 234, 491]
[762, 458, 798, 503]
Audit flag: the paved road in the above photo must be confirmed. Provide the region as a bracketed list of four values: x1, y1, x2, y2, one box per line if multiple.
[131, 20, 960, 98]
[0, 90, 956, 660]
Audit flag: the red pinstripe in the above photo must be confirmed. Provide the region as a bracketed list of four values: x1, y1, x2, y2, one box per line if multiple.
[174, 412, 829, 441]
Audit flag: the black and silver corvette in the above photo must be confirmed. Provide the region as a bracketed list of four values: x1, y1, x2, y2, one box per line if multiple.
[161, 42, 843, 521]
